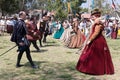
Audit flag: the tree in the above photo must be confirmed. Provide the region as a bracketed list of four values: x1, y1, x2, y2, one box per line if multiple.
[70, 0, 86, 14]
[24, 0, 47, 10]
[45, 0, 67, 20]
[93, 0, 105, 9]
[18, 0, 25, 11]
[63, 0, 86, 14]
[0, 0, 19, 16]
[88, 0, 112, 15]
[54, 0, 67, 20]
[102, 3, 111, 14]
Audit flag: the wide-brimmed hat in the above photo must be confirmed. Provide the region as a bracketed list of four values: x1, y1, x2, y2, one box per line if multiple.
[91, 8, 101, 15]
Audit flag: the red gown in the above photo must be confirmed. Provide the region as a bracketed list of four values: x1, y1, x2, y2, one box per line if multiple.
[111, 26, 118, 39]
[76, 23, 114, 75]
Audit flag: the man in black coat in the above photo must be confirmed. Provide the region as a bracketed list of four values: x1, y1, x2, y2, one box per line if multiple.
[39, 16, 50, 47]
[12, 11, 38, 68]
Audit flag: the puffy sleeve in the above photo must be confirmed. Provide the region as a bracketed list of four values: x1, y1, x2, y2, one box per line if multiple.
[89, 24, 102, 42]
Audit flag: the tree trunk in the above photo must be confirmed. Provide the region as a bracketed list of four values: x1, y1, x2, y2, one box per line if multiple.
[19, 0, 25, 11]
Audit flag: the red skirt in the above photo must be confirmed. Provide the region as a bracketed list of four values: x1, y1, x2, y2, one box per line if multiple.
[76, 35, 114, 75]
[111, 32, 117, 39]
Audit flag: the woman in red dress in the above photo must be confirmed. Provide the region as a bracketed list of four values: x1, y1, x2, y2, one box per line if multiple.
[111, 21, 118, 39]
[76, 9, 114, 75]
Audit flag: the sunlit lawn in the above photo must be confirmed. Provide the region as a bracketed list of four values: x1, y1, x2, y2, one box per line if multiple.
[0, 34, 120, 80]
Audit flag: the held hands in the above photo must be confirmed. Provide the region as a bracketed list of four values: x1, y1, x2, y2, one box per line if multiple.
[86, 40, 91, 45]
[94, 18, 100, 24]
[33, 32, 37, 36]
[94, 17, 102, 24]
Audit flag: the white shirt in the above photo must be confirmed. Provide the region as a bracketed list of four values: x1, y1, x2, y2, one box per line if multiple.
[6, 20, 14, 26]
[0, 19, 5, 26]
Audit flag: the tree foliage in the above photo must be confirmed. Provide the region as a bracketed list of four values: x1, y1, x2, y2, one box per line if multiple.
[93, 0, 111, 15]
[45, 0, 86, 20]
[54, 0, 67, 20]
[70, 0, 86, 14]
[0, 0, 86, 19]
[0, 0, 19, 15]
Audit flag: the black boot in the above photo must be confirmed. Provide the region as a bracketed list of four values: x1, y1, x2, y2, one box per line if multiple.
[16, 52, 24, 68]
[39, 39, 43, 47]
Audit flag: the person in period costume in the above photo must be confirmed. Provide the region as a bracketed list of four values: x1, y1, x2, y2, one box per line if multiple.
[105, 20, 113, 38]
[53, 21, 64, 39]
[0, 17, 6, 35]
[48, 19, 54, 35]
[117, 26, 120, 37]
[60, 20, 73, 46]
[67, 18, 86, 48]
[43, 16, 51, 42]
[111, 20, 118, 39]
[6, 17, 14, 34]
[11, 11, 38, 69]
[38, 16, 50, 46]
[76, 9, 114, 75]
[26, 16, 41, 51]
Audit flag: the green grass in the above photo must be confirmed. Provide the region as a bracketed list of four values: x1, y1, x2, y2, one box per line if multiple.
[0, 34, 120, 80]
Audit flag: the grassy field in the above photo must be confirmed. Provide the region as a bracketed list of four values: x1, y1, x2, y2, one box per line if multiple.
[0, 34, 120, 80]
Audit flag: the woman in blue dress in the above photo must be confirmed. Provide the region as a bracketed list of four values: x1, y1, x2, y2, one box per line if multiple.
[53, 21, 64, 39]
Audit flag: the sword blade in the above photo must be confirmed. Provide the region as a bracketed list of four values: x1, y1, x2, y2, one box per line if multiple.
[0, 45, 17, 57]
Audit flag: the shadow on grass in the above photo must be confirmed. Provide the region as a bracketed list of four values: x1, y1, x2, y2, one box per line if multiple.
[41, 40, 60, 47]
[44, 44, 60, 47]
[22, 61, 91, 80]
[24, 61, 48, 68]
[31, 49, 48, 53]
[0, 61, 103, 80]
